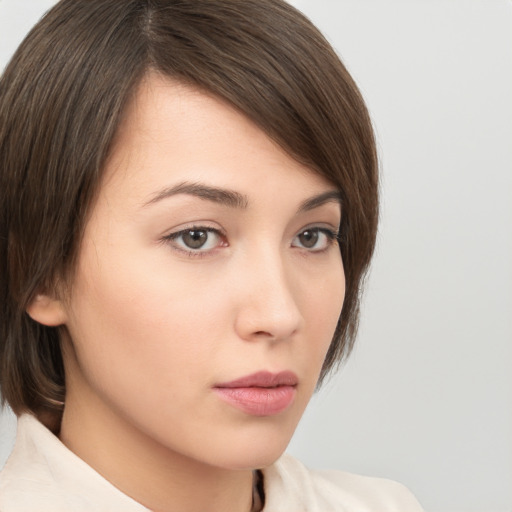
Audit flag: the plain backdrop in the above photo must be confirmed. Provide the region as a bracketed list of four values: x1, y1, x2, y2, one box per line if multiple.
[1, 1, 511, 511]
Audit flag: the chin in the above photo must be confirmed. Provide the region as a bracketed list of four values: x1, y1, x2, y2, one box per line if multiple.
[207, 420, 299, 471]
[216, 448, 287, 472]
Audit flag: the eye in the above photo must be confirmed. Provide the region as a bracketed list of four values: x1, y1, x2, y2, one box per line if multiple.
[164, 227, 226, 254]
[292, 227, 338, 252]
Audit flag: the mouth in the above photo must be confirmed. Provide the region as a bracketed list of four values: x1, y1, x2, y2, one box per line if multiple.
[213, 371, 298, 416]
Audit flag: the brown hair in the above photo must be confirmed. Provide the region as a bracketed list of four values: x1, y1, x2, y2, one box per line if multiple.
[0, 0, 378, 420]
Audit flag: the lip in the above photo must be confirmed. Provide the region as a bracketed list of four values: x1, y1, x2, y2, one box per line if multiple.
[213, 371, 298, 416]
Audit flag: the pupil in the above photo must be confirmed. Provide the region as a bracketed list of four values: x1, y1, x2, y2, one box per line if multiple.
[300, 230, 318, 248]
[183, 230, 207, 249]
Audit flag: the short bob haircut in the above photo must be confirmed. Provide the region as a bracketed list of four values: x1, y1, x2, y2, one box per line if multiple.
[0, 0, 378, 421]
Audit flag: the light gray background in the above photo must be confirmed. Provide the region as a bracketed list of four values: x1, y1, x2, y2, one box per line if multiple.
[1, 1, 511, 511]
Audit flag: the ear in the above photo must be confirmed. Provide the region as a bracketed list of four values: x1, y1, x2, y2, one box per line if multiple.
[26, 294, 68, 327]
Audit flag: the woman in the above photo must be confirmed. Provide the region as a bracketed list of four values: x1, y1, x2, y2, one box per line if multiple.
[0, 0, 424, 510]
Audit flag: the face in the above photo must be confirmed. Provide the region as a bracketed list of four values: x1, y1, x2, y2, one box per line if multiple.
[57, 74, 345, 470]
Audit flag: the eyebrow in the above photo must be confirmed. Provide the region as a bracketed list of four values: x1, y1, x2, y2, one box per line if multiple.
[142, 181, 342, 212]
[297, 190, 343, 213]
[142, 182, 249, 209]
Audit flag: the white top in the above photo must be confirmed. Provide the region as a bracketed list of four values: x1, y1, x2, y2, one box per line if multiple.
[0, 414, 424, 511]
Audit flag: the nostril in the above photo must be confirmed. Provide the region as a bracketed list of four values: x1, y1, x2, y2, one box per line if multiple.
[254, 331, 273, 337]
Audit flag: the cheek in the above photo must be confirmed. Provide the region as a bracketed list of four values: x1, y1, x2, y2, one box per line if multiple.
[303, 255, 345, 329]
[294, 255, 345, 378]
[64, 236, 243, 404]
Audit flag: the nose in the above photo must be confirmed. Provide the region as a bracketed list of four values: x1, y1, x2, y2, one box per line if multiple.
[233, 247, 303, 343]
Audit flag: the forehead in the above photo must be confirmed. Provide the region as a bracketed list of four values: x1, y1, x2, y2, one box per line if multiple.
[100, 73, 334, 204]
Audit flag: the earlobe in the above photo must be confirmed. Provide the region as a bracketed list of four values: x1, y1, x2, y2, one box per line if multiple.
[26, 294, 68, 327]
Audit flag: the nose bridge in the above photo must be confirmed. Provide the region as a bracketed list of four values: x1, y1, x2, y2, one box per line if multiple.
[234, 241, 302, 341]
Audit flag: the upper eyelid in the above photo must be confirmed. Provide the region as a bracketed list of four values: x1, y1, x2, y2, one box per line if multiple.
[164, 223, 224, 237]
[164, 222, 339, 237]
[297, 223, 340, 236]
[161, 227, 225, 257]
[165, 223, 338, 237]
[163, 227, 225, 249]
[167, 225, 222, 236]
[293, 227, 340, 241]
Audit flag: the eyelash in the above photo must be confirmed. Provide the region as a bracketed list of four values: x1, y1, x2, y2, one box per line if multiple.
[292, 227, 340, 252]
[162, 226, 227, 259]
[162, 225, 340, 258]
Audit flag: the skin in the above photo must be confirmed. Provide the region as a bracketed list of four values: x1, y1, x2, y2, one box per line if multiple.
[28, 73, 345, 512]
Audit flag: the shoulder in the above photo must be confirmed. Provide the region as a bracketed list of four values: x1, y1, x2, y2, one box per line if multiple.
[262, 454, 424, 512]
[0, 414, 148, 512]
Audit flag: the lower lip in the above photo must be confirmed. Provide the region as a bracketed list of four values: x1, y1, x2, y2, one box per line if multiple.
[213, 386, 296, 416]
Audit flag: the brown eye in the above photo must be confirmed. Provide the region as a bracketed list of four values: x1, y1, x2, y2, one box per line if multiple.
[292, 227, 338, 252]
[165, 227, 224, 254]
[182, 229, 208, 249]
[298, 229, 319, 248]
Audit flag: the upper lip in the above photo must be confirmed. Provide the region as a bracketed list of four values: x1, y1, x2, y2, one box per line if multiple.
[214, 370, 298, 389]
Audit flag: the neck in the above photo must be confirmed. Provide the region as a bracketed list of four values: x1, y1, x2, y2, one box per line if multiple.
[59, 386, 255, 512]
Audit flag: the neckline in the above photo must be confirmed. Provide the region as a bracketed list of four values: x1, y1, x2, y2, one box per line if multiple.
[251, 469, 265, 512]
